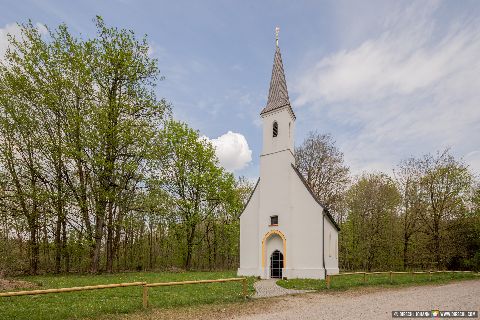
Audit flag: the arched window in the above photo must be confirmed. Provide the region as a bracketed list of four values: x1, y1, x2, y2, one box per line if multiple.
[273, 121, 278, 137]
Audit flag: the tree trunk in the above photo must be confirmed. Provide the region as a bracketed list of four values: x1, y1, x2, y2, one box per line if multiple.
[433, 225, 441, 269]
[28, 219, 39, 275]
[62, 218, 69, 273]
[112, 208, 124, 272]
[403, 234, 409, 270]
[54, 217, 62, 273]
[54, 109, 64, 274]
[91, 198, 107, 273]
[106, 201, 115, 273]
[185, 224, 196, 270]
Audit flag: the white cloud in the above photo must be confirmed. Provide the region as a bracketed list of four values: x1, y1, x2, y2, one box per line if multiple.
[206, 131, 252, 172]
[294, 1, 480, 175]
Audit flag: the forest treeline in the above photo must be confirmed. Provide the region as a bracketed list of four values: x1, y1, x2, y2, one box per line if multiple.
[0, 19, 478, 276]
[296, 133, 480, 272]
[0, 18, 249, 275]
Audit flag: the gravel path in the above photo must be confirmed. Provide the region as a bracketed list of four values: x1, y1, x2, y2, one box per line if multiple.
[253, 279, 313, 298]
[118, 280, 480, 320]
[237, 280, 480, 320]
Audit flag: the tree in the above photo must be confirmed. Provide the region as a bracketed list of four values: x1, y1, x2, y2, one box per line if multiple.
[394, 158, 425, 270]
[155, 121, 239, 270]
[0, 18, 169, 274]
[295, 131, 350, 222]
[417, 150, 473, 269]
[85, 17, 169, 273]
[343, 173, 401, 271]
[0, 25, 48, 273]
[463, 184, 480, 271]
[0, 18, 247, 275]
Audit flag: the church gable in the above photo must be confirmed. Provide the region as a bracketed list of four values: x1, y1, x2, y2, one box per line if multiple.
[238, 178, 259, 218]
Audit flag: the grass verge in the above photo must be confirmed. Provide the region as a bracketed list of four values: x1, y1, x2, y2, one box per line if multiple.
[277, 271, 479, 291]
[0, 271, 255, 320]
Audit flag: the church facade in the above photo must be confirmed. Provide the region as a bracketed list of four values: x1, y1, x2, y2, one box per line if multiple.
[237, 36, 340, 280]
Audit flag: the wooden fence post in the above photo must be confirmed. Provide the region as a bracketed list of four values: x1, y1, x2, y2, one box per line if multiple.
[363, 272, 366, 283]
[242, 278, 247, 299]
[142, 285, 149, 308]
[326, 275, 331, 289]
[429, 271, 432, 281]
[389, 271, 392, 284]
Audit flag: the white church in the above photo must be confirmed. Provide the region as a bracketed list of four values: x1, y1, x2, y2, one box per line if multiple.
[237, 32, 340, 280]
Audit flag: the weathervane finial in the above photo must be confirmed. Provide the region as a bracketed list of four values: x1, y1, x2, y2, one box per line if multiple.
[275, 26, 280, 47]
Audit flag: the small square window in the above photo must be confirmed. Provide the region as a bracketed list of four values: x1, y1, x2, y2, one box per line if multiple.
[270, 215, 278, 226]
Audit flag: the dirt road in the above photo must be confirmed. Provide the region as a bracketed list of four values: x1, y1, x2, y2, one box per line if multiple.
[233, 280, 480, 320]
[119, 280, 480, 320]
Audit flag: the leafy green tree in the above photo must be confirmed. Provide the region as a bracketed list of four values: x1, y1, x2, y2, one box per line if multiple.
[84, 17, 169, 273]
[0, 24, 49, 273]
[417, 150, 473, 269]
[0, 18, 169, 274]
[155, 121, 239, 270]
[395, 158, 426, 270]
[344, 173, 401, 271]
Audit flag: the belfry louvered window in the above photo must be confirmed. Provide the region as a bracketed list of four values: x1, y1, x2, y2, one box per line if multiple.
[273, 121, 278, 137]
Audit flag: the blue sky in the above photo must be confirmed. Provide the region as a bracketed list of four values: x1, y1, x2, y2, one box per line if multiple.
[1, 0, 480, 180]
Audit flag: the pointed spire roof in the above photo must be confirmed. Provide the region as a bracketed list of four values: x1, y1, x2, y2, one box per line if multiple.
[260, 37, 295, 118]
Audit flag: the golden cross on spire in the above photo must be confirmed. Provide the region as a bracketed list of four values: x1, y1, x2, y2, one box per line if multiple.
[275, 26, 280, 47]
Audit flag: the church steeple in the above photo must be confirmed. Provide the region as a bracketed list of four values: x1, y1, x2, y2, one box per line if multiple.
[260, 27, 295, 158]
[260, 28, 295, 118]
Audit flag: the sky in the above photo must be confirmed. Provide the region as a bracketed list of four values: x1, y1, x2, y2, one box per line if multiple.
[1, 0, 479, 180]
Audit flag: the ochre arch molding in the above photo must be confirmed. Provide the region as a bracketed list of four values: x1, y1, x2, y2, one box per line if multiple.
[261, 229, 286, 269]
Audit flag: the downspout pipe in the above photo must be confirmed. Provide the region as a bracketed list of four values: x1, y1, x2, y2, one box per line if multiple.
[322, 212, 326, 279]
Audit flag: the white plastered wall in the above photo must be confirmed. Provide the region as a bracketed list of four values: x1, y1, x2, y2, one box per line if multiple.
[238, 104, 340, 280]
[324, 217, 340, 275]
[288, 168, 325, 279]
[237, 184, 260, 277]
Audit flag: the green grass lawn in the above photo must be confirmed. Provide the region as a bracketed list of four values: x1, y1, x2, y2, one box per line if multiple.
[0, 271, 255, 320]
[277, 271, 479, 291]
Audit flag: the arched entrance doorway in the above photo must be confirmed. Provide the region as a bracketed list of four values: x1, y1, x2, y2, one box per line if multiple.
[261, 230, 286, 279]
[270, 250, 284, 278]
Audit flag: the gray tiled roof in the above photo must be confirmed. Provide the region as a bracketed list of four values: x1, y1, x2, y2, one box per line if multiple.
[260, 46, 295, 117]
